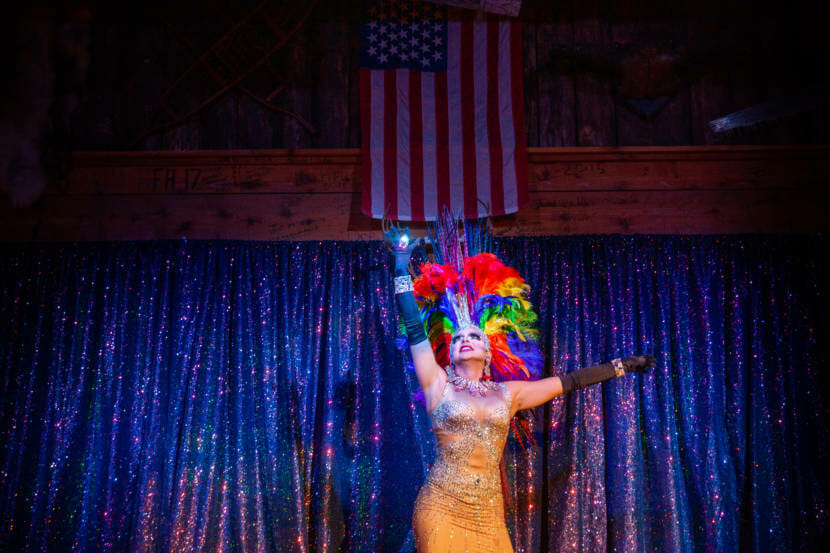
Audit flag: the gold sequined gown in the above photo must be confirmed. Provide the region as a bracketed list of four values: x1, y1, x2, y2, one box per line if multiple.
[412, 380, 514, 553]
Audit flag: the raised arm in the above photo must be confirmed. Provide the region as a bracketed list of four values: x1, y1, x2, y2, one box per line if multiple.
[384, 225, 446, 407]
[505, 355, 655, 414]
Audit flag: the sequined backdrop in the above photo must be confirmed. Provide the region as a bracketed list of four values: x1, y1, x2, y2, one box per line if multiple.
[0, 237, 826, 553]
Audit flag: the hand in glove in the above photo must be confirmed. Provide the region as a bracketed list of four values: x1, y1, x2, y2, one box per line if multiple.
[382, 222, 422, 276]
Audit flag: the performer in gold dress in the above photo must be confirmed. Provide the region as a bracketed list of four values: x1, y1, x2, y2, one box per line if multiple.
[385, 217, 653, 553]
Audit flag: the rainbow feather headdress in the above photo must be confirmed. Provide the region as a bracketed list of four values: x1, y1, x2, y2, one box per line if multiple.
[411, 213, 543, 382]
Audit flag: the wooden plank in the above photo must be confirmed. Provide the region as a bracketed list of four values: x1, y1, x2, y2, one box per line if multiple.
[686, 7, 735, 145]
[612, 1, 692, 146]
[154, 20, 203, 151]
[278, 15, 314, 149]
[30, 193, 374, 242]
[199, 92, 238, 149]
[723, 0, 762, 145]
[0, 202, 42, 242]
[424, 0, 523, 17]
[522, 19, 539, 147]
[495, 189, 827, 235]
[4, 145, 827, 241]
[572, 3, 615, 146]
[345, 13, 361, 148]
[59, 146, 830, 195]
[126, 21, 169, 151]
[312, 20, 350, 147]
[81, 23, 122, 150]
[4, 185, 826, 242]
[530, 157, 827, 191]
[533, 0, 576, 146]
[685, 0, 764, 146]
[63, 150, 361, 194]
[234, 90, 277, 149]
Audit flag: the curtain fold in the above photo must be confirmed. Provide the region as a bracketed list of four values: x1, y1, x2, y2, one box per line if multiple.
[0, 237, 826, 553]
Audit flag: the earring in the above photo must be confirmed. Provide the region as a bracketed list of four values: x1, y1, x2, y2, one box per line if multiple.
[483, 357, 491, 378]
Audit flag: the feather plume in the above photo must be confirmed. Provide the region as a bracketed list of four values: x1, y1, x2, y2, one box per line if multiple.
[412, 251, 542, 381]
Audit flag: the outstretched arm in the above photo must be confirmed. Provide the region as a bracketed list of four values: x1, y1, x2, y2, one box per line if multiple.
[505, 376, 563, 414]
[505, 355, 655, 414]
[384, 225, 446, 409]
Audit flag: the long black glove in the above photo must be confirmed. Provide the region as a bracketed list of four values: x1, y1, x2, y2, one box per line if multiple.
[383, 224, 428, 346]
[559, 354, 655, 394]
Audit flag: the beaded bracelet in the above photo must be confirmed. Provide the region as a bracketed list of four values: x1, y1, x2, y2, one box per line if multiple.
[393, 275, 414, 294]
[611, 357, 625, 378]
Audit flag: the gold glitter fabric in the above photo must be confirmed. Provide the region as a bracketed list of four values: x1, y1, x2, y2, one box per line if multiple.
[413, 381, 514, 553]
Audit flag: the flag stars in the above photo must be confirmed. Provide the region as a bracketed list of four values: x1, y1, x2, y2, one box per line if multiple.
[363, 1, 445, 70]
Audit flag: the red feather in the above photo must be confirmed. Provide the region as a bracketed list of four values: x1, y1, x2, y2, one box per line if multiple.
[463, 253, 525, 296]
[414, 263, 460, 300]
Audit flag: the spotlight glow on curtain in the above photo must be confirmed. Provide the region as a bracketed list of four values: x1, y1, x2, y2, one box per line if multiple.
[0, 237, 826, 553]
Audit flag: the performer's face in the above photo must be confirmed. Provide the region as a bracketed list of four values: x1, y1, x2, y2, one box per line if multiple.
[450, 327, 489, 365]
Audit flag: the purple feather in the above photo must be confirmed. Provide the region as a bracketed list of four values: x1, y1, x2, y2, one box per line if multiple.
[473, 294, 513, 322]
[506, 334, 544, 378]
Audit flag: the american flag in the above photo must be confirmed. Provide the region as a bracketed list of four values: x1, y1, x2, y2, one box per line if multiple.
[360, 0, 528, 221]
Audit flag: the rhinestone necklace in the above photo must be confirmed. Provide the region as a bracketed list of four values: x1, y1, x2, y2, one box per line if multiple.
[446, 365, 498, 397]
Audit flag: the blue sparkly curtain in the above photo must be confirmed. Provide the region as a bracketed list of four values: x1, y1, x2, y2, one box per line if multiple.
[0, 237, 826, 553]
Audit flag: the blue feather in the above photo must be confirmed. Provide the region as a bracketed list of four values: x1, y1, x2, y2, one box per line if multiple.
[506, 334, 544, 378]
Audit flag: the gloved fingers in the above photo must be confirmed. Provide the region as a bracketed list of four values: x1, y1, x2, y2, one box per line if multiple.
[623, 354, 655, 373]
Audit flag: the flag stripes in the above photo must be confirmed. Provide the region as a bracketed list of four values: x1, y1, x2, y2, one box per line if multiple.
[361, 18, 527, 221]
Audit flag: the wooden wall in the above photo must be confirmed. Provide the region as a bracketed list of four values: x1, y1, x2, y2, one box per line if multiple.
[3, 145, 828, 241]
[2, 0, 829, 241]
[62, 0, 830, 152]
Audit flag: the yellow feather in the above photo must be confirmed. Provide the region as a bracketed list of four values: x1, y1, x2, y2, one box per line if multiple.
[483, 318, 506, 335]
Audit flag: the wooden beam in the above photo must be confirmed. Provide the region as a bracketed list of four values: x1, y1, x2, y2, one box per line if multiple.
[61, 149, 360, 195]
[3, 145, 829, 241]
[423, 1, 523, 18]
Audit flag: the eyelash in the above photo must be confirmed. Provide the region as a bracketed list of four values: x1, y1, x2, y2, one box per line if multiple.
[452, 334, 482, 343]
